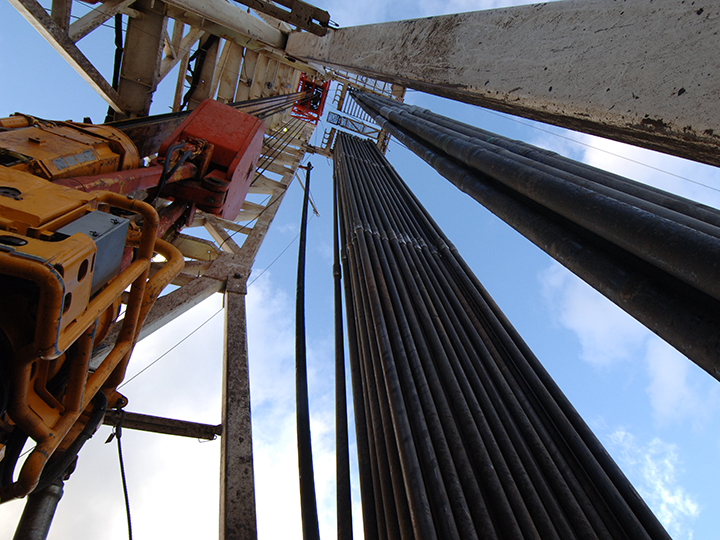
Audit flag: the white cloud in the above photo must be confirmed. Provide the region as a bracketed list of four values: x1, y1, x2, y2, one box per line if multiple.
[576, 133, 720, 211]
[0, 272, 345, 540]
[607, 429, 700, 540]
[644, 337, 720, 428]
[248, 273, 341, 540]
[539, 261, 720, 427]
[277, 222, 301, 235]
[540, 263, 647, 368]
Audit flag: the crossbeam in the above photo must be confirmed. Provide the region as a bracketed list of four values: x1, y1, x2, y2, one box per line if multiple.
[103, 411, 222, 440]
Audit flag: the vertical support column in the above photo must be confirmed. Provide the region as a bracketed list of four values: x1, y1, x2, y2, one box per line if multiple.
[234, 50, 258, 102]
[220, 273, 257, 540]
[116, 0, 166, 117]
[50, 0, 71, 32]
[248, 54, 270, 100]
[173, 50, 191, 112]
[216, 42, 246, 103]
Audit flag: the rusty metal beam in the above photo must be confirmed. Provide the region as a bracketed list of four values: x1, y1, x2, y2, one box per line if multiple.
[103, 411, 222, 440]
[163, 0, 286, 49]
[115, 0, 167, 117]
[159, 27, 205, 84]
[69, 0, 136, 42]
[233, 0, 330, 36]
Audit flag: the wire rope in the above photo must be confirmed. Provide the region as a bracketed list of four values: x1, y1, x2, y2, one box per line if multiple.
[118, 308, 223, 388]
[106, 412, 133, 540]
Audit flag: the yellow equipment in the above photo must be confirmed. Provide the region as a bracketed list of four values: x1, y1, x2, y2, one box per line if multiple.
[0, 114, 183, 501]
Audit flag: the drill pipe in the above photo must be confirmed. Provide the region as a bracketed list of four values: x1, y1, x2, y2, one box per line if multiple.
[333, 133, 671, 540]
[350, 90, 720, 382]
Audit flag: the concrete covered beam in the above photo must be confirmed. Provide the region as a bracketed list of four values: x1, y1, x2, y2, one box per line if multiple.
[287, 0, 720, 166]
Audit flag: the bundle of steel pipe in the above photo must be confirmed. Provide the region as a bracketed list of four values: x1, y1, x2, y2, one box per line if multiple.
[333, 132, 670, 540]
[350, 90, 720, 382]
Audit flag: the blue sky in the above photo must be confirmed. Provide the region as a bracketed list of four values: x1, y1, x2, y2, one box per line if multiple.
[2, 1, 720, 539]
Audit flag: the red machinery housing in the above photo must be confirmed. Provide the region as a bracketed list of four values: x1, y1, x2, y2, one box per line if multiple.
[158, 99, 265, 220]
[291, 74, 331, 124]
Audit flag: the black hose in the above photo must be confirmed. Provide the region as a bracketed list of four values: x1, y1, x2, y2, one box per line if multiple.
[295, 163, 320, 540]
[104, 14, 124, 123]
[33, 392, 108, 493]
[148, 143, 190, 205]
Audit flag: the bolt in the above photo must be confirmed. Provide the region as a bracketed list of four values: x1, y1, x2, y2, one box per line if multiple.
[110, 218, 121, 225]
[89, 231, 99, 237]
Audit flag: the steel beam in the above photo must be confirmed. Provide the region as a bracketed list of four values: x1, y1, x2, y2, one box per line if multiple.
[102, 411, 222, 440]
[8, 0, 126, 112]
[116, 0, 167, 117]
[205, 215, 243, 254]
[287, 0, 720, 167]
[50, 0, 71, 32]
[233, 0, 330, 36]
[235, 50, 259, 102]
[159, 27, 205, 84]
[216, 42, 247, 103]
[68, 0, 136, 43]
[186, 35, 222, 110]
[249, 55, 271, 100]
[220, 274, 257, 540]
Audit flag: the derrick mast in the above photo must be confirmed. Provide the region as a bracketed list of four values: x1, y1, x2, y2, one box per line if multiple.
[2, 0, 719, 539]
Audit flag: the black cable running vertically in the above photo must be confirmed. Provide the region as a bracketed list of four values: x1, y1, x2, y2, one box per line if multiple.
[296, 163, 321, 540]
[106, 410, 133, 540]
